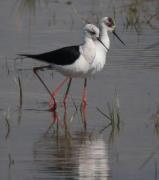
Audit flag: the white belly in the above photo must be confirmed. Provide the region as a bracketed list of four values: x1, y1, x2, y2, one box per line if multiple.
[52, 55, 91, 78]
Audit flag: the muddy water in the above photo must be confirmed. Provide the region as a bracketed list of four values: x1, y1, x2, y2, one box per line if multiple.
[0, 0, 159, 179]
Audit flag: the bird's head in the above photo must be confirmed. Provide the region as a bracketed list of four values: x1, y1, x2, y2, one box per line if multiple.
[100, 17, 125, 46]
[100, 17, 116, 32]
[83, 24, 99, 41]
[83, 24, 109, 50]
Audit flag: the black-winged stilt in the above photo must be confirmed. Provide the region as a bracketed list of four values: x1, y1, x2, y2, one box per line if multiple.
[88, 17, 125, 76]
[19, 24, 107, 112]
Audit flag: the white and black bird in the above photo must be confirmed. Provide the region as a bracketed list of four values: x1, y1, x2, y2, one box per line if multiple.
[19, 24, 107, 111]
[88, 17, 125, 76]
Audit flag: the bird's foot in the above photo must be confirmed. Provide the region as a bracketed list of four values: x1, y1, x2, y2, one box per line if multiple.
[48, 100, 57, 112]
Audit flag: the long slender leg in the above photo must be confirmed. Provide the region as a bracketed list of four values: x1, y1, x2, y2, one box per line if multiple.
[82, 78, 87, 129]
[33, 66, 57, 111]
[82, 78, 87, 107]
[48, 77, 69, 107]
[63, 78, 72, 108]
[60, 78, 72, 135]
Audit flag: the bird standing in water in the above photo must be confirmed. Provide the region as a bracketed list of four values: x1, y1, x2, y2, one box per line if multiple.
[19, 17, 125, 129]
[19, 24, 107, 112]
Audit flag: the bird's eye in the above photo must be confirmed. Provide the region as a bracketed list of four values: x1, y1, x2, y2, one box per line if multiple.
[105, 17, 114, 27]
[108, 17, 113, 23]
[89, 30, 96, 35]
[91, 31, 96, 35]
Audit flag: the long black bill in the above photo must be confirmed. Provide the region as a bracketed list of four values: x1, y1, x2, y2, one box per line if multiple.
[113, 31, 126, 46]
[97, 37, 109, 51]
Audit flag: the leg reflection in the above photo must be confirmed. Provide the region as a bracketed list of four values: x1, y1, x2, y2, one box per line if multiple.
[81, 78, 87, 130]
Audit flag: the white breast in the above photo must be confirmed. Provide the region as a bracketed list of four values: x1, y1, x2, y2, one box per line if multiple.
[88, 42, 107, 75]
[80, 39, 96, 65]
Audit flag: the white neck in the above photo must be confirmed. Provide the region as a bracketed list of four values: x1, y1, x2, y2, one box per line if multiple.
[82, 36, 95, 49]
[81, 37, 96, 64]
[99, 28, 110, 50]
[83, 36, 93, 43]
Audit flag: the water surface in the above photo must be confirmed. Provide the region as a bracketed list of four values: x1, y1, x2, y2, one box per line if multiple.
[0, 0, 159, 179]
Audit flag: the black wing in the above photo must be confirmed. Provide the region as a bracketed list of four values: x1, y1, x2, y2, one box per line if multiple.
[19, 45, 80, 65]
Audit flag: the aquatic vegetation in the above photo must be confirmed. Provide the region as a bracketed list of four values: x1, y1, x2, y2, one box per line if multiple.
[13, 0, 159, 34]
[14, 76, 23, 109]
[97, 92, 120, 142]
[4, 108, 11, 139]
[8, 154, 15, 168]
[151, 107, 159, 136]
[15, 0, 48, 15]
[121, 0, 159, 32]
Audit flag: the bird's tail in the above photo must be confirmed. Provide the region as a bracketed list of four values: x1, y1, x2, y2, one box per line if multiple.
[18, 53, 47, 64]
[18, 54, 38, 59]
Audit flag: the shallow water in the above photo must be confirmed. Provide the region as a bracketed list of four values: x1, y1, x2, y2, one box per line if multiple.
[0, 0, 159, 179]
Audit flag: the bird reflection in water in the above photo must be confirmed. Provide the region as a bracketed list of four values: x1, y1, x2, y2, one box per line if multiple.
[46, 97, 87, 134]
[33, 131, 111, 179]
[78, 135, 110, 180]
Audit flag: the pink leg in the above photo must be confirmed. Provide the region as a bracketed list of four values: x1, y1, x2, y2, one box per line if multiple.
[33, 66, 57, 111]
[82, 78, 87, 129]
[82, 78, 87, 108]
[63, 78, 72, 108]
[48, 77, 69, 109]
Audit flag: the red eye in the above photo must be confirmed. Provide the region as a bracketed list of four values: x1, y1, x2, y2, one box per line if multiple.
[106, 17, 114, 27]
[108, 17, 113, 23]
